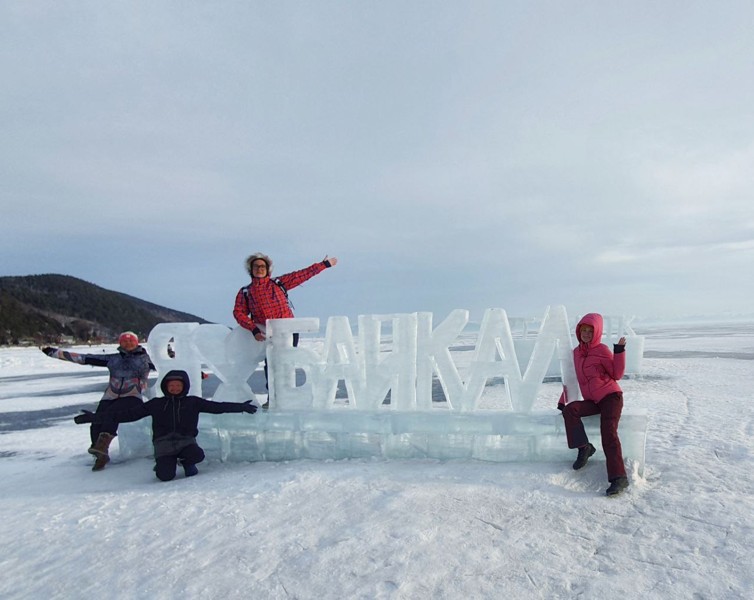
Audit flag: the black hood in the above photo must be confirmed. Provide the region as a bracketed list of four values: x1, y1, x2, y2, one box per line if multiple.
[160, 369, 190, 398]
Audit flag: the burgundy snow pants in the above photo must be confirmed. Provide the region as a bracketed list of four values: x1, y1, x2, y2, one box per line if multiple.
[562, 392, 627, 480]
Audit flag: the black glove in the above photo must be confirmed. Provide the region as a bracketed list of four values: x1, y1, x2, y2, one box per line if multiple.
[241, 401, 258, 414]
[41, 347, 56, 356]
[74, 410, 94, 424]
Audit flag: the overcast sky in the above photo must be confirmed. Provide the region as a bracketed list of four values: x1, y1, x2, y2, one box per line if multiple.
[2, 1, 753, 328]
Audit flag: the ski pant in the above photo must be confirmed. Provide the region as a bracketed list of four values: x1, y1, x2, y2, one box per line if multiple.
[154, 444, 205, 482]
[562, 392, 627, 480]
[90, 396, 144, 444]
[263, 333, 299, 389]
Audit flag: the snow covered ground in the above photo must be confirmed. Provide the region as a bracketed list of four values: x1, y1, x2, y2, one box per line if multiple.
[1, 322, 753, 599]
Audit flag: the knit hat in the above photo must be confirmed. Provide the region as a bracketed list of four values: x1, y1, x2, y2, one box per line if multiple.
[118, 331, 139, 346]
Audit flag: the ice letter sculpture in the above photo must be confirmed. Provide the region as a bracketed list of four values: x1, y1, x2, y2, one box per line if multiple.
[117, 307, 647, 472]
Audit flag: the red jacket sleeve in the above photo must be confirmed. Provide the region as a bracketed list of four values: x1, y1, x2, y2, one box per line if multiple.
[277, 262, 328, 291]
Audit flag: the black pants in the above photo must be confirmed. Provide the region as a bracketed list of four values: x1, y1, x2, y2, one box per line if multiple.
[90, 396, 143, 444]
[263, 332, 299, 389]
[154, 444, 205, 482]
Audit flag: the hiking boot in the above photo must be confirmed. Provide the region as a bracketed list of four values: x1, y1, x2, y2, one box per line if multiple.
[606, 477, 629, 496]
[92, 454, 110, 471]
[89, 432, 114, 456]
[89, 432, 114, 471]
[182, 462, 199, 477]
[572, 443, 596, 470]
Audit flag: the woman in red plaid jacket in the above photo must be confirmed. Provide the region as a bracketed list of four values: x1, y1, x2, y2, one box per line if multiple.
[233, 253, 338, 402]
[233, 252, 338, 340]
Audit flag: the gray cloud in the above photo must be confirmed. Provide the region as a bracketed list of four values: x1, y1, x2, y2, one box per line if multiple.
[3, 1, 754, 327]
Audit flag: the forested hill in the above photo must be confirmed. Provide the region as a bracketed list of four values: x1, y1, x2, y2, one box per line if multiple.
[0, 274, 209, 345]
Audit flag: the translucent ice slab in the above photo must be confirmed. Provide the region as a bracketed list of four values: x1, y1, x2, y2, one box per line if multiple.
[118, 409, 648, 474]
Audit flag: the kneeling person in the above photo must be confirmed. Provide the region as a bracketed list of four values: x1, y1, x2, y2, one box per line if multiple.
[75, 370, 257, 481]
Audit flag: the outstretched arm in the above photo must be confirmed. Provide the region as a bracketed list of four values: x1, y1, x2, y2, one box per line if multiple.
[74, 403, 150, 425]
[198, 399, 258, 415]
[41, 347, 109, 367]
[278, 256, 338, 290]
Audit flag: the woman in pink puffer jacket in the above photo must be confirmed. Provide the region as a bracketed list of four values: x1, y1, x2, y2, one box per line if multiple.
[558, 313, 629, 496]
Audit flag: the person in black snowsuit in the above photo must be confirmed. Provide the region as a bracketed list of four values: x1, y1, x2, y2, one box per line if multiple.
[42, 331, 155, 471]
[74, 369, 258, 481]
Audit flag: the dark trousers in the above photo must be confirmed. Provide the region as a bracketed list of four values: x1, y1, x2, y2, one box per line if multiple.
[90, 396, 143, 444]
[154, 444, 205, 482]
[562, 392, 627, 480]
[263, 332, 299, 389]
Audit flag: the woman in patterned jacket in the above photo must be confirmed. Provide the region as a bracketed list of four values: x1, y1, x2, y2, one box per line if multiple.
[42, 331, 154, 470]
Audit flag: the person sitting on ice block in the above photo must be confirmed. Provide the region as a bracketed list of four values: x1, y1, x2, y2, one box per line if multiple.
[232, 252, 338, 408]
[558, 313, 629, 497]
[74, 370, 258, 481]
[42, 331, 155, 472]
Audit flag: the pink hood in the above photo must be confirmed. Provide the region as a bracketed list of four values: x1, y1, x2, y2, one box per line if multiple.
[576, 313, 604, 353]
[569, 312, 625, 403]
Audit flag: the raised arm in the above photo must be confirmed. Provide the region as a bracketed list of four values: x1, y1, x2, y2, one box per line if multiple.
[41, 347, 110, 367]
[197, 398, 258, 415]
[277, 256, 337, 290]
[603, 341, 626, 381]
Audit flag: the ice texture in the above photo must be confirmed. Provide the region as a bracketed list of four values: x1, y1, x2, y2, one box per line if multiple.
[264, 305, 580, 413]
[145, 307, 642, 414]
[147, 322, 265, 402]
[197, 324, 265, 403]
[120, 408, 648, 473]
[417, 309, 468, 410]
[266, 317, 320, 409]
[147, 323, 205, 397]
[122, 307, 647, 469]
